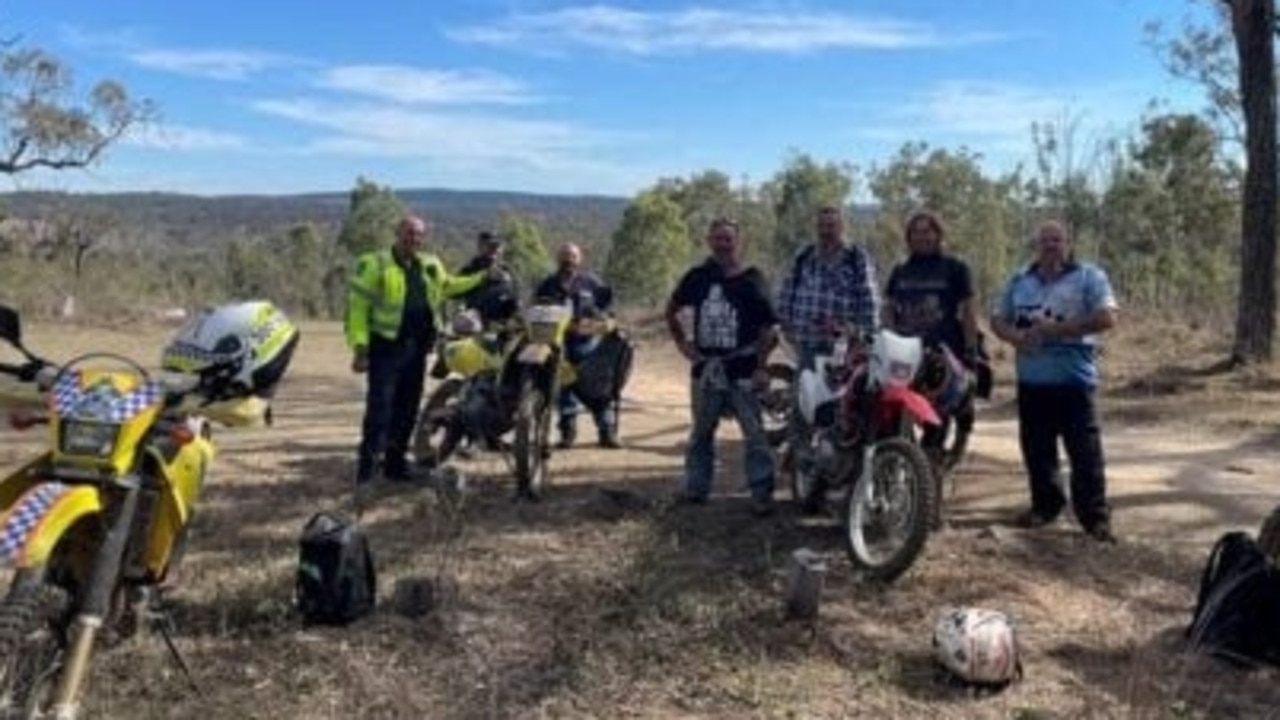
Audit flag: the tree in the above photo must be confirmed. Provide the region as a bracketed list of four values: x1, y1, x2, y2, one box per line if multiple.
[604, 191, 690, 306]
[867, 143, 1021, 301]
[336, 177, 406, 257]
[0, 44, 152, 173]
[765, 153, 855, 267]
[495, 213, 553, 293]
[1146, 2, 1243, 143]
[1226, 0, 1277, 363]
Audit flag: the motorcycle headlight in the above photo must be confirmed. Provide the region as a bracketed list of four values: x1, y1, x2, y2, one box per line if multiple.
[59, 420, 121, 458]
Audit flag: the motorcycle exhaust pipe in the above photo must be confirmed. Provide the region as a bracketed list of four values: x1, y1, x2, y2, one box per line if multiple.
[49, 477, 143, 719]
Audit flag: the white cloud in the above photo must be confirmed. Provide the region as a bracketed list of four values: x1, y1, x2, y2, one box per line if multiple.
[448, 5, 999, 55]
[858, 80, 1149, 165]
[251, 98, 606, 163]
[316, 65, 539, 105]
[126, 48, 298, 80]
[125, 123, 249, 151]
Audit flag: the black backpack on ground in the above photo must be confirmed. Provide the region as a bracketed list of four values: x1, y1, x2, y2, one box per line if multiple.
[1185, 531, 1280, 668]
[295, 512, 377, 626]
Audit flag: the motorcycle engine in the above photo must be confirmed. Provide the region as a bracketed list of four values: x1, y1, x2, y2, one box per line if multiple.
[457, 378, 514, 437]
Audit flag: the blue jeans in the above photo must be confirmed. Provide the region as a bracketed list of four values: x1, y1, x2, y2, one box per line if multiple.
[356, 337, 429, 482]
[684, 363, 775, 501]
[558, 335, 616, 434]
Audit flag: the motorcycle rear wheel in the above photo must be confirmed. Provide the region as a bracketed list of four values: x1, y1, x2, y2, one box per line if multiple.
[0, 578, 71, 719]
[843, 437, 936, 584]
[1258, 505, 1280, 564]
[513, 376, 551, 500]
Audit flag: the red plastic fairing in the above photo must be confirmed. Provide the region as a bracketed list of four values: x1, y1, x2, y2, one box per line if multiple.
[879, 383, 942, 427]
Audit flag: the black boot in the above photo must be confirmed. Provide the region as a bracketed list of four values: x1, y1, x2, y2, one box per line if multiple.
[597, 426, 621, 449]
[556, 417, 577, 449]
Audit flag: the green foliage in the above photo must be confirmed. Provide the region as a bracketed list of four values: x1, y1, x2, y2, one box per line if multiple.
[765, 153, 855, 265]
[337, 177, 406, 257]
[495, 213, 553, 294]
[867, 143, 1021, 302]
[604, 191, 690, 306]
[0, 46, 153, 174]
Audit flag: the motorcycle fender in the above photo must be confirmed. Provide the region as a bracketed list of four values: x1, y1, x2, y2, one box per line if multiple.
[517, 344, 554, 365]
[0, 482, 102, 569]
[880, 384, 942, 427]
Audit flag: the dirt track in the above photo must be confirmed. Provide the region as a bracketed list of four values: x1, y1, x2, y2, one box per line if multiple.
[2, 320, 1279, 719]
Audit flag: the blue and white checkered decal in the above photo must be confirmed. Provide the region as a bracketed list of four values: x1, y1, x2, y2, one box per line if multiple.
[0, 482, 72, 567]
[51, 370, 165, 423]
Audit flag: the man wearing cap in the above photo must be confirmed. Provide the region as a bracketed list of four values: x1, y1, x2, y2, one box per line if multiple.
[457, 230, 520, 325]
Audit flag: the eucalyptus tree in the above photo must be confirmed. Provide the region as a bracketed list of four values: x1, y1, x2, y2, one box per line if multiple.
[604, 190, 690, 306]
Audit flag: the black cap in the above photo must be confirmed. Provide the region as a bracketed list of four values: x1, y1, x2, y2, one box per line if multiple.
[478, 231, 503, 247]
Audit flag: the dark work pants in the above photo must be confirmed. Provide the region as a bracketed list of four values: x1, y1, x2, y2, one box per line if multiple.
[356, 337, 429, 482]
[1016, 383, 1110, 528]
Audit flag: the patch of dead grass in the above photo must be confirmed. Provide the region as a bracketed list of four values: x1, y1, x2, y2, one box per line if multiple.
[1, 320, 1278, 718]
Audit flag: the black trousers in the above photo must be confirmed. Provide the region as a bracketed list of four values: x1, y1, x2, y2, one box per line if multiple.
[1016, 383, 1110, 528]
[356, 336, 429, 482]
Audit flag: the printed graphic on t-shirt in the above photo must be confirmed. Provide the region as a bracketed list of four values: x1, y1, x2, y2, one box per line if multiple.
[892, 277, 948, 336]
[696, 283, 739, 351]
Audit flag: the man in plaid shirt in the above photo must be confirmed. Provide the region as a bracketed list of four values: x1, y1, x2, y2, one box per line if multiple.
[777, 204, 880, 364]
[777, 204, 880, 511]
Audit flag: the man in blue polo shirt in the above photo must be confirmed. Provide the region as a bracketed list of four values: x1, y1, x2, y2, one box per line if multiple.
[991, 219, 1119, 543]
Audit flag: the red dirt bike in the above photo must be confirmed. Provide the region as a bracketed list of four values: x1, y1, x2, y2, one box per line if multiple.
[790, 328, 940, 583]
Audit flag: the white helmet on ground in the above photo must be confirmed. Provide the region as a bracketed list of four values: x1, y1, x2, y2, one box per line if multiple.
[933, 607, 1022, 685]
[161, 300, 299, 399]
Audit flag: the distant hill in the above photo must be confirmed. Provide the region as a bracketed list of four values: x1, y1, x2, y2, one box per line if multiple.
[0, 188, 632, 256]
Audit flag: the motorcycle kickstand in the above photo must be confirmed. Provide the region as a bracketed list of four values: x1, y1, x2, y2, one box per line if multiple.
[147, 602, 204, 698]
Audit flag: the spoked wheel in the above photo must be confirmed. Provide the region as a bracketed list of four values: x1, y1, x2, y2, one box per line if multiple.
[843, 437, 936, 584]
[0, 577, 71, 719]
[1258, 505, 1280, 564]
[412, 378, 466, 467]
[760, 363, 795, 448]
[513, 376, 552, 500]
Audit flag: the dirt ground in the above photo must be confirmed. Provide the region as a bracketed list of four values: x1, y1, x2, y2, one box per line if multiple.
[1, 318, 1279, 719]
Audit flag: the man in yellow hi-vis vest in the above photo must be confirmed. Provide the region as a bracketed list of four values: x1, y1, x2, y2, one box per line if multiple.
[346, 214, 485, 487]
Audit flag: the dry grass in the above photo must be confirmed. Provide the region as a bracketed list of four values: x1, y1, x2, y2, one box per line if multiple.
[1, 318, 1278, 719]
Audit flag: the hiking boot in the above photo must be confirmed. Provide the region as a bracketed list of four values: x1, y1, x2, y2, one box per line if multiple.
[1085, 520, 1117, 544]
[672, 490, 708, 506]
[556, 422, 577, 450]
[597, 431, 621, 449]
[751, 496, 776, 518]
[1015, 508, 1058, 529]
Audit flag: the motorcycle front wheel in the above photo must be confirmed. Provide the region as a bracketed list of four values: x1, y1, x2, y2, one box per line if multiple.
[843, 437, 936, 584]
[412, 377, 466, 466]
[512, 375, 552, 500]
[0, 577, 71, 719]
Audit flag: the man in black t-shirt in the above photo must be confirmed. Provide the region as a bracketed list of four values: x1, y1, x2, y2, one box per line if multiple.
[883, 210, 981, 514]
[664, 218, 780, 516]
[883, 211, 978, 360]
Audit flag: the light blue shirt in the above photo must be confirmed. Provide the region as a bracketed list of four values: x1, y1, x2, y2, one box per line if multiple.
[995, 261, 1118, 388]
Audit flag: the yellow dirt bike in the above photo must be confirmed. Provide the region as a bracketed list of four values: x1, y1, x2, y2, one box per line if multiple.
[0, 301, 297, 719]
[413, 303, 581, 499]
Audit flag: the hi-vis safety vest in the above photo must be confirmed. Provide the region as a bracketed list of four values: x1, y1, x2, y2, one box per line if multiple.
[345, 249, 484, 349]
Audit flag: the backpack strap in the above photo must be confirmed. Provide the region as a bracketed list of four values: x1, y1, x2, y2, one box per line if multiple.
[1192, 532, 1249, 626]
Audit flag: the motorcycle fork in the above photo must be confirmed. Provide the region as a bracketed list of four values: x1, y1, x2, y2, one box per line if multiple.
[50, 476, 142, 720]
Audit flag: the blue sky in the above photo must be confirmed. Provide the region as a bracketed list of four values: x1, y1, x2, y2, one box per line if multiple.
[5, 0, 1214, 197]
